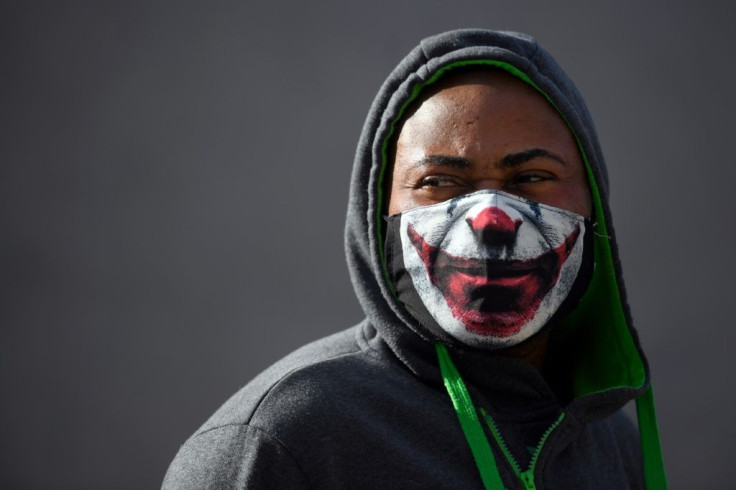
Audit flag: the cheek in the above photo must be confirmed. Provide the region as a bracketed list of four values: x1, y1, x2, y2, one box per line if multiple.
[556, 168, 592, 218]
[387, 191, 404, 216]
[385, 159, 404, 216]
[387, 178, 416, 216]
[561, 185, 592, 219]
[386, 158, 424, 216]
[573, 179, 593, 219]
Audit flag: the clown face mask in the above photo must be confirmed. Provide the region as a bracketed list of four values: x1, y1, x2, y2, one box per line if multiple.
[385, 190, 592, 350]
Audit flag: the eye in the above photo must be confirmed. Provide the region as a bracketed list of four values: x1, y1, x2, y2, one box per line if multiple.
[508, 171, 555, 187]
[418, 175, 465, 188]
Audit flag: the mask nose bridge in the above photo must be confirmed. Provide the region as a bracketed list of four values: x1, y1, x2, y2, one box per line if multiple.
[465, 199, 522, 247]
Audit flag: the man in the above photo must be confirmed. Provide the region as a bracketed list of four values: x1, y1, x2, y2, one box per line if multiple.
[163, 29, 666, 489]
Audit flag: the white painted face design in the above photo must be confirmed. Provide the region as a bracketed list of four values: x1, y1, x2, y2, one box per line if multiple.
[397, 190, 586, 349]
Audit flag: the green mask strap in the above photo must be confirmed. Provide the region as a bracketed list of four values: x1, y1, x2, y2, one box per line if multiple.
[636, 387, 668, 489]
[435, 343, 505, 489]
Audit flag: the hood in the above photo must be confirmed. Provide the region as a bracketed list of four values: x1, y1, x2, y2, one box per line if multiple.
[344, 29, 664, 484]
[346, 28, 643, 394]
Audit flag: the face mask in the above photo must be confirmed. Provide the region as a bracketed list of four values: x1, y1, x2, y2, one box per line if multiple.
[385, 190, 592, 350]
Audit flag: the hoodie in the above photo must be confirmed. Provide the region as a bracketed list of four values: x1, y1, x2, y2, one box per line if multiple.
[163, 29, 666, 489]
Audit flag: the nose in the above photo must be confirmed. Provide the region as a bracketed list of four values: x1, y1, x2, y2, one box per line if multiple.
[466, 207, 522, 247]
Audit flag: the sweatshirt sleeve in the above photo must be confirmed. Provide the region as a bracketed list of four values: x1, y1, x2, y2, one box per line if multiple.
[162, 424, 311, 489]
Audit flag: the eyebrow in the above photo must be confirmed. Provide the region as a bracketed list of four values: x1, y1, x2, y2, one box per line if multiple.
[410, 148, 567, 170]
[410, 154, 471, 169]
[499, 148, 567, 168]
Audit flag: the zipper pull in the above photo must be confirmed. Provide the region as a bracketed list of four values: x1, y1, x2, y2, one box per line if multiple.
[520, 471, 536, 490]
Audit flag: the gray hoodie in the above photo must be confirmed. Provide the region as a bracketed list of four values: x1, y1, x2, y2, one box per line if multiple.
[163, 29, 666, 489]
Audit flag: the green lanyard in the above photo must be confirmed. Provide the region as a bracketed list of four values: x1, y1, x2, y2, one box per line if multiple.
[636, 387, 668, 489]
[436, 343, 667, 490]
[435, 343, 505, 489]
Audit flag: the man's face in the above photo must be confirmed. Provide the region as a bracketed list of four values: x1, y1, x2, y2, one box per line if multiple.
[386, 70, 592, 345]
[387, 70, 591, 218]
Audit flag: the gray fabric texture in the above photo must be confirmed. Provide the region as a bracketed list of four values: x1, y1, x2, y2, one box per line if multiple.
[163, 29, 650, 489]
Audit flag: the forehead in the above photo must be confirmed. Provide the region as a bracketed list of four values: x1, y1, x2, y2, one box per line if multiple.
[395, 68, 570, 150]
[408, 68, 539, 108]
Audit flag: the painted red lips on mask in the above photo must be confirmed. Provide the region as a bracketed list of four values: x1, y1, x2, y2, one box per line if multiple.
[406, 206, 581, 337]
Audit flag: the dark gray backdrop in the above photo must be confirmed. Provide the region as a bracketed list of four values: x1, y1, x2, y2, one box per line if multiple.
[2, 1, 733, 488]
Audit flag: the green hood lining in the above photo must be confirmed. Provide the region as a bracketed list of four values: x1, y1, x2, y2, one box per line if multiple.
[376, 59, 646, 398]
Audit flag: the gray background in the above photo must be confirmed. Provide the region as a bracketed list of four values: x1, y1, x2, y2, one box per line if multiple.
[2, 1, 733, 488]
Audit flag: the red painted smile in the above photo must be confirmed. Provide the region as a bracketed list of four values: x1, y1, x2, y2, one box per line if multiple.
[407, 219, 580, 337]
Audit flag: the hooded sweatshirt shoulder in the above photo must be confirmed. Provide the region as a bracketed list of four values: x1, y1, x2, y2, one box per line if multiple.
[163, 326, 366, 488]
[164, 28, 665, 489]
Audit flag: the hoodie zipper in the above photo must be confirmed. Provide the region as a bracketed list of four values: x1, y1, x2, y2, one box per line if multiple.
[436, 343, 570, 490]
[481, 408, 564, 490]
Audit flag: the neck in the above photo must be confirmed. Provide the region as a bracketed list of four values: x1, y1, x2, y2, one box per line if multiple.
[497, 331, 549, 370]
